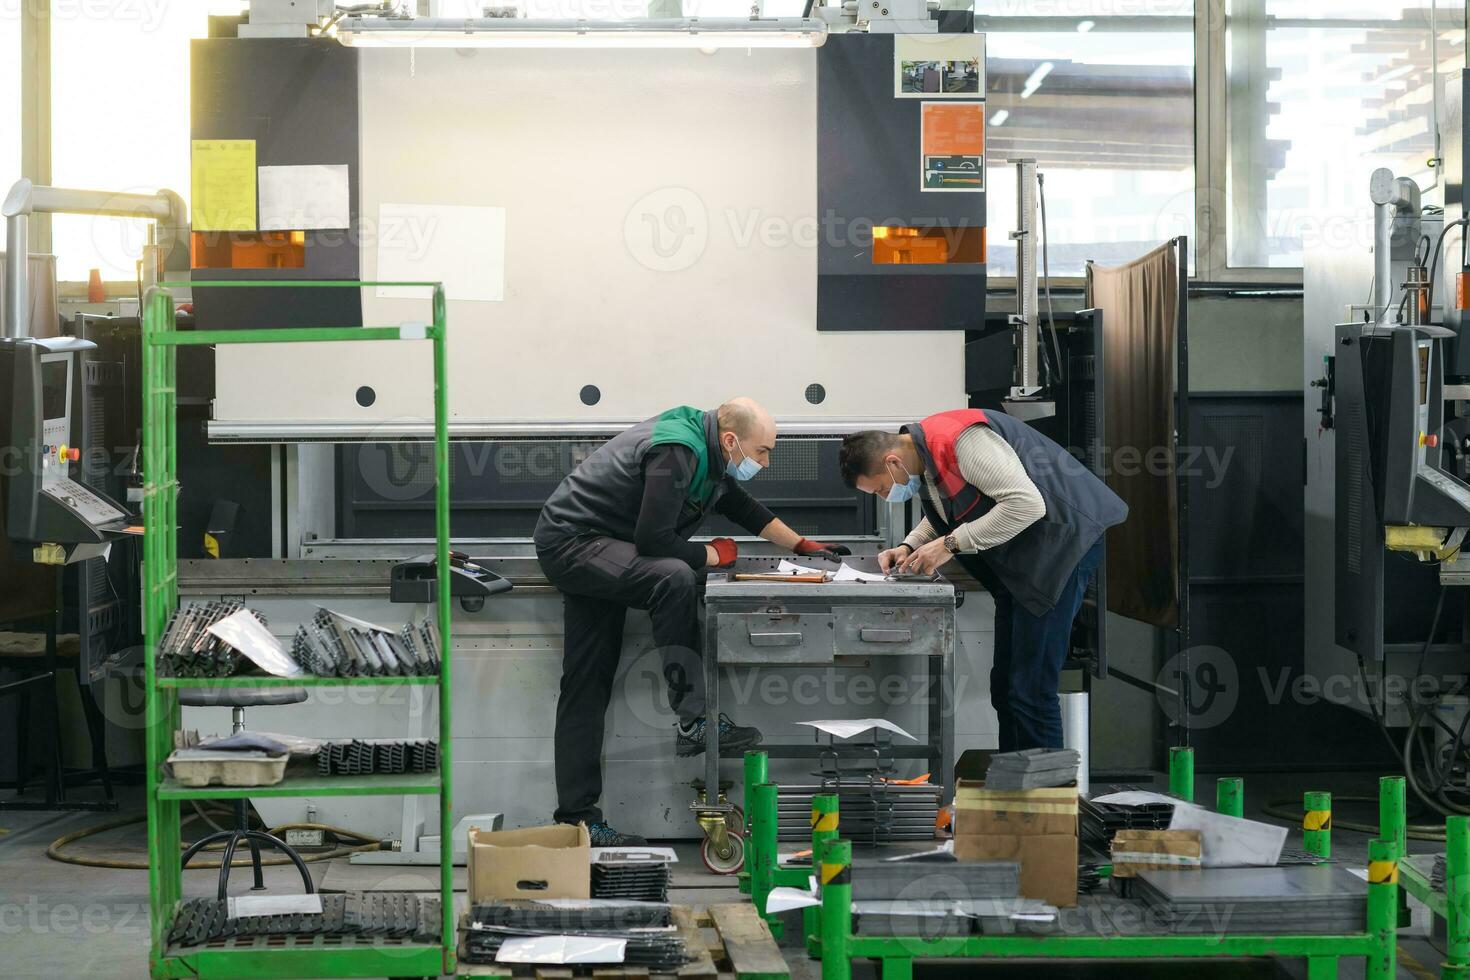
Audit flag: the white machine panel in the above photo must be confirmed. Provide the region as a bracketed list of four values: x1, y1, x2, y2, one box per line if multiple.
[213, 47, 966, 427]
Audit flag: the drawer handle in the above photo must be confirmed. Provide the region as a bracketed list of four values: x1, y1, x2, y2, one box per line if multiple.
[860, 627, 912, 643]
[748, 630, 803, 647]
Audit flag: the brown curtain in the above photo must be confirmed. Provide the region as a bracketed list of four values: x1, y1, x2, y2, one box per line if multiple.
[1085, 242, 1179, 628]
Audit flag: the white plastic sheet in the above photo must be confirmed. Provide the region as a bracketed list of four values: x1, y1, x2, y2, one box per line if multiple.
[494, 936, 627, 965]
[206, 609, 302, 677]
[796, 719, 915, 741]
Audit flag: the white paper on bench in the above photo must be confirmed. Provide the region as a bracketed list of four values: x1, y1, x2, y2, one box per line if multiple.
[777, 559, 889, 583]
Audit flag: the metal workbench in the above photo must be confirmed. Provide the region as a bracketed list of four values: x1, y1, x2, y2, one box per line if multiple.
[698, 555, 956, 854]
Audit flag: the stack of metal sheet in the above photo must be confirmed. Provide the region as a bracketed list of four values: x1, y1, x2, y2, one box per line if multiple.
[1133, 866, 1367, 934]
[777, 780, 941, 844]
[984, 749, 1080, 790]
[1080, 785, 1174, 851]
[157, 601, 259, 677]
[316, 738, 439, 776]
[168, 892, 440, 947]
[851, 858, 1020, 901]
[590, 848, 673, 903]
[850, 856, 1029, 937]
[291, 609, 440, 678]
[461, 902, 687, 970]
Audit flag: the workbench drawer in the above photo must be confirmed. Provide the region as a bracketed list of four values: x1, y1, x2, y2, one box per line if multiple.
[832, 606, 950, 658]
[715, 612, 835, 665]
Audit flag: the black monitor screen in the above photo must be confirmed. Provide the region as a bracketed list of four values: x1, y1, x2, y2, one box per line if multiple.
[41, 360, 68, 421]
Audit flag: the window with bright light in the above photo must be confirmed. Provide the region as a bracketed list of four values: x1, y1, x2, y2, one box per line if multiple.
[0, 9, 19, 251]
[431, 0, 808, 18]
[977, 1, 1195, 277]
[49, 2, 247, 283]
[1224, 2, 1455, 269]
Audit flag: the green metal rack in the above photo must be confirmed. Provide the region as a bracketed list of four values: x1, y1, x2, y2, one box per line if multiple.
[141, 280, 456, 979]
[741, 747, 1404, 980]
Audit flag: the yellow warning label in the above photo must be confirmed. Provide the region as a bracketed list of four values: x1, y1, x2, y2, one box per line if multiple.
[811, 810, 839, 832]
[1368, 859, 1398, 885]
[820, 862, 848, 885]
[204, 533, 220, 559]
[1304, 810, 1331, 832]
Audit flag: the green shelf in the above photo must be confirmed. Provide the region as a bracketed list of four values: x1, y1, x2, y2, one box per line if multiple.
[143, 279, 457, 979]
[158, 770, 441, 801]
[157, 938, 447, 979]
[157, 674, 438, 688]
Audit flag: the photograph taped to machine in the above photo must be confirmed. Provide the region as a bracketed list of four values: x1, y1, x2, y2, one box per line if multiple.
[920, 102, 985, 192]
[895, 34, 985, 98]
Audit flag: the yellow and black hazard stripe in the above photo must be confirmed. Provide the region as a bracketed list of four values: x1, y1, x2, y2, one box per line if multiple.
[811, 808, 839, 833]
[1368, 858, 1398, 885]
[1303, 809, 1331, 832]
[821, 860, 851, 886]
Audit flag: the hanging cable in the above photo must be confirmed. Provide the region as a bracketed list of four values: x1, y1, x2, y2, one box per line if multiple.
[1037, 170, 1066, 386]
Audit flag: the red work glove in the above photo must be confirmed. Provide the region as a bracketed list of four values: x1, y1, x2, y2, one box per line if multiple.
[710, 537, 739, 568]
[794, 538, 852, 562]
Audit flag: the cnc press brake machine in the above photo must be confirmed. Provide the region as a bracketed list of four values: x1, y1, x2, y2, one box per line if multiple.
[171, 13, 998, 858]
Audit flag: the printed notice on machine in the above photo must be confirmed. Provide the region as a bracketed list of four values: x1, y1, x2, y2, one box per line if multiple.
[921, 102, 985, 193]
[895, 34, 985, 99]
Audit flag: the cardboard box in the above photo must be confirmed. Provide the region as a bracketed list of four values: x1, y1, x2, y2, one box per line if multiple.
[467, 823, 590, 902]
[1110, 829, 1202, 878]
[953, 780, 1078, 837]
[953, 833, 1078, 907]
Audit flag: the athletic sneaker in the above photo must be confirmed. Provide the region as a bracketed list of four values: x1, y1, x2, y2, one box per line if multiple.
[586, 821, 648, 846]
[676, 712, 764, 758]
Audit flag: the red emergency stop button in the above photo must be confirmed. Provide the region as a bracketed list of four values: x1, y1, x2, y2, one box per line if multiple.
[67, 448, 80, 461]
[1427, 434, 1440, 448]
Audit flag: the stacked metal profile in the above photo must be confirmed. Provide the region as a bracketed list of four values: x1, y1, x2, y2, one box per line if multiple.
[316, 738, 439, 776]
[777, 731, 939, 845]
[461, 902, 688, 970]
[157, 603, 441, 678]
[984, 748, 1080, 790]
[168, 893, 441, 947]
[291, 609, 440, 677]
[591, 850, 673, 902]
[1133, 866, 1367, 934]
[156, 601, 261, 677]
[1079, 785, 1174, 851]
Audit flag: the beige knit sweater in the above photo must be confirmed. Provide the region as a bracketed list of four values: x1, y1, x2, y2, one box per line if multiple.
[901, 425, 1046, 552]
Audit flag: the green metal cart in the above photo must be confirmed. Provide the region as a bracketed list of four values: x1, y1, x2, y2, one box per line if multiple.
[742, 747, 1406, 980]
[141, 280, 456, 978]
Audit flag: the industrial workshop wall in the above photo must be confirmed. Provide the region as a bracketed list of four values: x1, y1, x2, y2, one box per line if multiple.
[211, 46, 968, 427]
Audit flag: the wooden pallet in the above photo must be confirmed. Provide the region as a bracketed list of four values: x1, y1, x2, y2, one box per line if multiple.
[457, 904, 788, 980]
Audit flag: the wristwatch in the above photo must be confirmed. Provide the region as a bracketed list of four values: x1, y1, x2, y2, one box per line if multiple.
[943, 534, 961, 554]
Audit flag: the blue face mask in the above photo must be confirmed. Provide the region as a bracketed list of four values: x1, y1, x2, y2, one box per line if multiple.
[726, 439, 763, 482]
[885, 459, 921, 503]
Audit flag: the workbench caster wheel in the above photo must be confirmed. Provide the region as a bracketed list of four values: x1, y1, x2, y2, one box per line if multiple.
[701, 830, 745, 875]
[727, 804, 745, 834]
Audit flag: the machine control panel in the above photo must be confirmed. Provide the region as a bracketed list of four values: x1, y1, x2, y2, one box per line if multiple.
[42, 477, 127, 527]
[1, 336, 132, 545]
[39, 350, 74, 490]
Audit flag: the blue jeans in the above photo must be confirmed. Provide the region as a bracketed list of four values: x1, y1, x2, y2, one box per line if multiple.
[985, 540, 1104, 751]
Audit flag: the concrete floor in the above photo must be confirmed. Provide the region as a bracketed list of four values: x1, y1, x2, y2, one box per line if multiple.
[0, 770, 1454, 979]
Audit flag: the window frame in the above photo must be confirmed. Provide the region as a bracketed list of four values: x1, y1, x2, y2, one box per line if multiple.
[15, 2, 1462, 288]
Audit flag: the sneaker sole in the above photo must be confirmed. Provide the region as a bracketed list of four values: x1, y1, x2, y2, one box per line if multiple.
[675, 732, 764, 758]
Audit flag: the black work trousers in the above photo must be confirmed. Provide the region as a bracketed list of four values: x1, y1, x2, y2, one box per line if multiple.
[537, 533, 706, 825]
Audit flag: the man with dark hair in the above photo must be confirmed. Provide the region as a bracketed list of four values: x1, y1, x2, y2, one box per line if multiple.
[535, 397, 850, 845]
[839, 410, 1126, 751]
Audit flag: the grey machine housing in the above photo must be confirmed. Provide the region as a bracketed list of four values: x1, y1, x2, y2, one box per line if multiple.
[1334, 322, 1470, 658]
